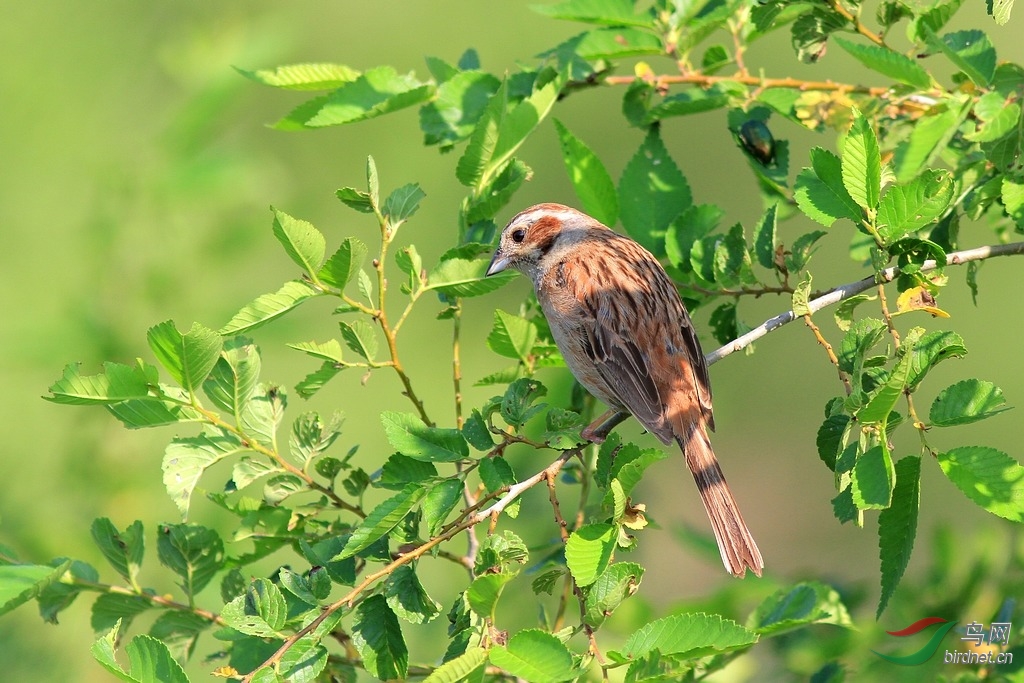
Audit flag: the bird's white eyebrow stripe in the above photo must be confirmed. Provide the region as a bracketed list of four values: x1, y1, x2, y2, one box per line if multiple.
[511, 207, 578, 225]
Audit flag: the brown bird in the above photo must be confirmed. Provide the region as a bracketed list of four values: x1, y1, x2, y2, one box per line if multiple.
[486, 203, 763, 577]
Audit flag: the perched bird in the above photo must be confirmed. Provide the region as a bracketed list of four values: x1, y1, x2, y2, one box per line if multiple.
[486, 203, 763, 578]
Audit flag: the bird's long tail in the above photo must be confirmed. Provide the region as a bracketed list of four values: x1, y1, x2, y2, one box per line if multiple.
[679, 425, 763, 577]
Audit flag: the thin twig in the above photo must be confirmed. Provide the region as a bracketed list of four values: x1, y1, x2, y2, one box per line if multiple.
[827, 0, 886, 46]
[72, 579, 225, 626]
[603, 72, 896, 97]
[706, 241, 1024, 366]
[803, 314, 852, 395]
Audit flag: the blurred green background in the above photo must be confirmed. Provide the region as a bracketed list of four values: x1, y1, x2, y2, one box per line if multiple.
[2, 2, 1023, 681]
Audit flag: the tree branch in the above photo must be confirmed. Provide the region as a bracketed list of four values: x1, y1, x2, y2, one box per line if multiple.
[706, 241, 1024, 366]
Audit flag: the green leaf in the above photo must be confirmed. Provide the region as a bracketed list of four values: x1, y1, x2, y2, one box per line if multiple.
[0, 561, 70, 619]
[584, 562, 644, 628]
[785, 230, 827, 273]
[272, 208, 326, 275]
[220, 280, 322, 335]
[91, 519, 144, 586]
[383, 183, 426, 227]
[938, 447, 1024, 521]
[876, 170, 955, 243]
[279, 635, 329, 683]
[833, 37, 932, 89]
[426, 257, 516, 297]
[609, 448, 669, 499]
[795, 148, 863, 227]
[339, 483, 426, 559]
[386, 565, 442, 624]
[46, 361, 153, 405]
[618, 127, 692, 255]
[851, 445, 895, 509]
[93, 624, 190, 683]
[565, 523, 615, 587]
[91, 593, 152, 634]
[553, 119, 618, 226]
[479, 458, 521, 518]
[156, 523, 224, 597]
[645, 85, 735, 122]
[749, 581, 854, 635]
[934, 30, 997, 86]
[289, 411, 343, 467]
[967, 92, 1021, 142]
[462, 410, 495, 450]
[202, 337, 261, 416]
[423, 479, 463, 537]
[893, 100, 970, 182]
[336, 186, 374, 213]
[905, 330, 967, 390]
[379, 452, 437, 490]
[464, 159, 531, 224]
[752, 204, 778, 269]
[422, 647, 486, 683]
[237, 62, 359, 90]
[564, 26, 663, 59]
[618, 612, 758, 659]
[488, 629, 578, 683]
[500, 378, 548, 427]
[238, 383, 287, 449]
[531, 0, 653, 27]
[816, 414, 850, 471]
[381, 412, 469, 462]
[338, 319, 378, 361]
[420, 70, 502, 149]
[1003, 177, 1024, 226]
[468, 573, 515, 618]
[878, 455, 921, 617]
[665, 204, 723, 273]
[930, 379, 1010, 426]
[221, 577, 287, 637]
[146, 321, 222, 394]
[792, 8, 848, 63]
[162, 433, 247, 518]
[294, 65, 434, 128]
[318, 238, 368, 290]
[487, 310, 538, 363]
[456, 75, 560, 189]
[857, 350, 912, 424]
[842, 110, 882, 210]
[351, 594, 408, 680]
[838, 317, 887, 374]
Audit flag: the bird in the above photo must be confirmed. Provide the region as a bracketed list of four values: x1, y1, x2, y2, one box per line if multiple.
[486, 203, 763, 578]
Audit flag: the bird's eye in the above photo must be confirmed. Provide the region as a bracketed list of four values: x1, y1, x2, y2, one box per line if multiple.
[511, 228, 527, 243]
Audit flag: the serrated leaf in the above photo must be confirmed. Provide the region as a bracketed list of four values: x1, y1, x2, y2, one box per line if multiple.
[488, 629, 578, 683]
[220, 280, 322, 335]
[487, 310, 537, 363]
[619, 612, 758, 659]
[838, 317, 887, 374]
[934, 29, 996, 86]
[462, 410, 495, 450]
[467, 572, 515, 618]
[817, 414, 850, 471]
[289, 411, 343, 468]
[792, 8, 848, 63]
[338, 319, 378, 361]
[386, 565, 442, 624]
[352, 594, 408, 680]
[202, 337, 261, 416]
[584, 562, 644, 628]
[383, 183, 426, 228]
[381, 412, 469, 462]
[156, 523, 224, 597]
[553, 119, 618, 226]
[0, 561, 70, 619]
[565, 523, 615, 587]
[297, 66, 434, 128]
[842, 111, 882, 210]
[46, 362, 154, 405]
[422, 647, 486, 683]
[91, 519, 144, 586]
[938, 446, 1024, 521]
[420, 70, 502, 148]
[990, 0, 1014, 24]
[465, 159, 532, 224]
[162, 433, 248, 518]
[905, 330, 967, 390]
[427, 257, 516, 297]
[272, 208, 326, 275]
[146, 321, 222, 394]
[238, 383, 286, 449]
[479, 458, 521, 518]
[748, 581, 854, 635]
[531, 0, 652, 26]
[878, 455, 921, 617]
[894, 100, 970, 182]
[294, 361, 343, 399]
[876, 170, 955, 244]
[237, 63, 359, 90]
[618, 127, 692, 255]
[338, 483, 426, 559]
[665, 204, 723, 273]
[858, 350, 912, 424]
[318, 238, 368, 291]
[851, 445, 895, 509]
[379, 452, 438, 490]
[786, 231, 827, 273]
[967, 93, 1021, 142]
[221, 577, 287, 637]
[795, 148, 863, 227]
[929, 379, 1010, 426]
[752, 204, 778, 269]
[423, 479, 463, 537]
[834, 37, 932, 89]
[645, 86, 734, 122]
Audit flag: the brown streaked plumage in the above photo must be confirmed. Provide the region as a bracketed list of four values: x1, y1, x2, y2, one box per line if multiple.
[487, 203, 763, 578]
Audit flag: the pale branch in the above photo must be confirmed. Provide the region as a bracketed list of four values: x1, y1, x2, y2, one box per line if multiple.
[706, 241, 1024, 366]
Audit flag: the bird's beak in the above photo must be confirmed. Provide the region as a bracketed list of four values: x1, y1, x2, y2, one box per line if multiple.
[486, 248, 509, 276]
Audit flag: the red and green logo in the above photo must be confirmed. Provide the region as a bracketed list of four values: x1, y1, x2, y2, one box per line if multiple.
[873, 617, 959, 665]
